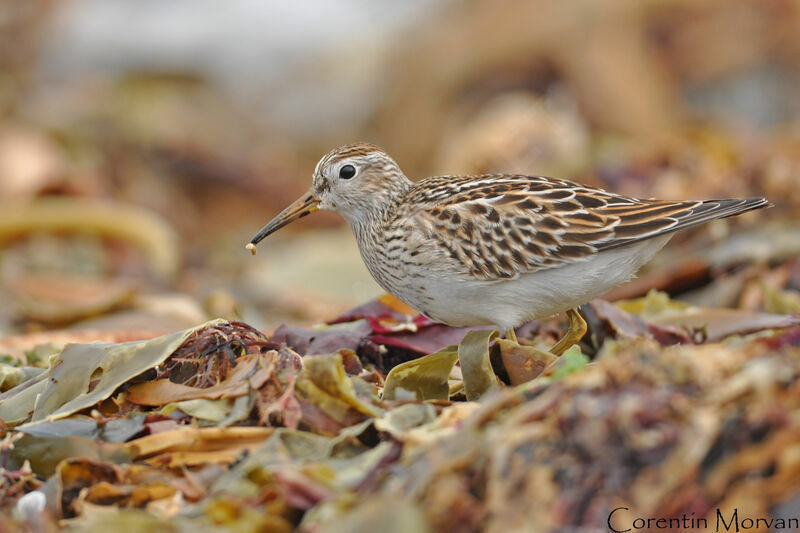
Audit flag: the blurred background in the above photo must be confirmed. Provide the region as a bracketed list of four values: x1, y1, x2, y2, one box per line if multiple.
[1, 0, 799, 341]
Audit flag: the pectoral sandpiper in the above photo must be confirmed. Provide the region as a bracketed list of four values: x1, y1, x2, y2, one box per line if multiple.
[248, 142, 769, 354]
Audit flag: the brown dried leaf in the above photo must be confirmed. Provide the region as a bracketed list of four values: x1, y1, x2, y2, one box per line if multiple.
[126, 353, 270, 406]
[494, 338, 556, 385]
[125, 426, 274, 464]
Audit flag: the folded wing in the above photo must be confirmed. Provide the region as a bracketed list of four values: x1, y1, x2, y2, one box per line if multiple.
[403, 174, 768, 281]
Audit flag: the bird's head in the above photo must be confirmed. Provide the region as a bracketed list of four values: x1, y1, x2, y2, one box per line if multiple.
[248, 143, 411, 251]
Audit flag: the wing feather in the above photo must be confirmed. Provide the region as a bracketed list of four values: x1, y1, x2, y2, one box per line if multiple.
[596, 197, 770, 251]
[400, 174, 768, 281]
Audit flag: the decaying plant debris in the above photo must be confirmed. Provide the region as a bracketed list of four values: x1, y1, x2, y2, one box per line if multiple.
[1, 285, 799, 531]
[2, 1, 800, 531]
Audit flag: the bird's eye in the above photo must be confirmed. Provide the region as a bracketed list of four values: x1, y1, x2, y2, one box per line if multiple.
[339, 164, 356, 180]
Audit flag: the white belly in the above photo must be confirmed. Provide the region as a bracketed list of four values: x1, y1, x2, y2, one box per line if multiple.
[403, 235, 671, 330]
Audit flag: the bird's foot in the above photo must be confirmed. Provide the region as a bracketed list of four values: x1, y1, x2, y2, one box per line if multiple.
[504, 327, 518, 343]
[550, 308, 587, 356]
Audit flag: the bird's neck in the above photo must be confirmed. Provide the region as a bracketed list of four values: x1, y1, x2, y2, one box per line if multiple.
[345, 175, 412, 240]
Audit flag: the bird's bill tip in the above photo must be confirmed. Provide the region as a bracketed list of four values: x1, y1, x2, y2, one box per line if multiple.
[247, 191, 319, 249]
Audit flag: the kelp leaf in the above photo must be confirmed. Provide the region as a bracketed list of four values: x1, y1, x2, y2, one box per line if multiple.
[204, 498, 293, 532]
[8, 434, 130, 477]
[383, 345, 459, 401]
[0, 364, 45, 393]
[458, 329, 500, 401]
[297, 354, 383, 421]
[218, 393, 254, 427]
[0, 370, 49, 426]
[302, 354, 380, 416]
[15, 320, 226, 425]
[15, 413, 145, 443]
[161, 398, 234, 422]
[128, 379, 246, 406]
[615, 290, 800, 341]
[212, 428, 350, 496]
[125, 426, 274, 462]
[127, 353, 267, 406]
[588, 300, 691, 345]
[763, 285, 800, 315]
[495, 338, 556, 386]
[0, 197, 180, 279]
[316, 441, 396, 491]
[307, 497, 431, 533]
[295, 379, 363, 429]
[615, 289, 691, 319]
[61, 509, 208, 533]
[214, 427, 394, 516]
[373, 403, 438, 439]
[654, 308, 800, 342]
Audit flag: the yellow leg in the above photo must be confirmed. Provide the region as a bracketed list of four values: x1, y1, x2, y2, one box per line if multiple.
[550, 308, 587, 356]
[505, 328, 518, 343]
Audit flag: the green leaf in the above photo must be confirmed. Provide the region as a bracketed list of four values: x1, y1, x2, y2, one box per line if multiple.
[0, 354, 19, 367]
[548, 346, 590, 380]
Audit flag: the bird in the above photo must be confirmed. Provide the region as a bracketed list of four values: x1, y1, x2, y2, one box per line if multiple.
[247, 142, 769, 354]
